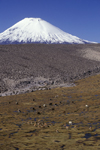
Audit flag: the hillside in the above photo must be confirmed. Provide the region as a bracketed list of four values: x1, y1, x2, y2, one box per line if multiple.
[0, 43, 100, 95]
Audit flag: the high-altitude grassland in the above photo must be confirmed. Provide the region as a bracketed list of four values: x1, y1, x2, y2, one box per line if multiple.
[0, 43, 100, 95]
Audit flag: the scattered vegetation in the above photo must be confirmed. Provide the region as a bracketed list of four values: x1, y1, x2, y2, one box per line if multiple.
[0, 74, 100, 149]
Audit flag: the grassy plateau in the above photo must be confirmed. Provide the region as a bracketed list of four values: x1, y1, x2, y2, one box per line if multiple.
[0, 74, 100, 150]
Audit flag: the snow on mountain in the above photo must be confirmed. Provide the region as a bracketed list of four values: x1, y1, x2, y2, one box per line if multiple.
[0, 18, 92, 44]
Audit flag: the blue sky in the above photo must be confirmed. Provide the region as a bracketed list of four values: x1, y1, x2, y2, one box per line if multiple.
[0, 0, 100, 43]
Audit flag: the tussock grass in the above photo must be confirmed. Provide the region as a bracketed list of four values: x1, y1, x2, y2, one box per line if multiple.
[0, 74, 100, 149]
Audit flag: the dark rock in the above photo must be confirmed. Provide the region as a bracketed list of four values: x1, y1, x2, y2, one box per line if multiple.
[37, 112, 41, 115]
[55, 103, 58, 106]
[49, 103, 52, 106]
[33, 107, 36, 111]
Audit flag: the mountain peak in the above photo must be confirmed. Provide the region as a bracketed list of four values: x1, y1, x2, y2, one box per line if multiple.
[0, 17, 92, 44]
[23, 17, 43, 22]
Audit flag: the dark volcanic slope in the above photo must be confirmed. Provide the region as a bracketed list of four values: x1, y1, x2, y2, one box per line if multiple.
[0, 44, 100, 93]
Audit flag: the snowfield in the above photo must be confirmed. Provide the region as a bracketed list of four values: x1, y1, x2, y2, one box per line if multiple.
[0, 18, 93, 44]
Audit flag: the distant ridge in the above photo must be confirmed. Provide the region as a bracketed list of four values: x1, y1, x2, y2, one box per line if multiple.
[0, 18, 95, 44]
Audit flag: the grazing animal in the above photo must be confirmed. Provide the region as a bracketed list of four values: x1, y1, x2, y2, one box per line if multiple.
[69, 121, 72, 125]
[66, 126, 69, 129]
[37, 112, 41, 115]
[89, 127, 92, 130]
[30, 121, 33, 125]
[72, 101, 75, 104]
[16, 102, 18, 105]
[85, 105, 89, 111]
[85, 104, 89, 108]
[56, 129, 59, 133]
[43, 104, 46, 107]
[27, 121, 30, 125]
[44, 123, 47, 127]
[74, 125, 76, 129]
[34, 122, 37, 127]
[18, 109, 21, 113]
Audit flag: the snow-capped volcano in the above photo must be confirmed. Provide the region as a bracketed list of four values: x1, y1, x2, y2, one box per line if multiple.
[0, 18, 91, 44]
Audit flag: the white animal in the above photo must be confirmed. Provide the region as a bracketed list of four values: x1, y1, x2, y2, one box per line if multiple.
[85, 105, 89, 108]
[43, 104, 46, 107]
[69, 121, 72, 125]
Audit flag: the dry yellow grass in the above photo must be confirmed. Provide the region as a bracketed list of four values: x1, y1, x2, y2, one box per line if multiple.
[0, 74, 100, 149]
